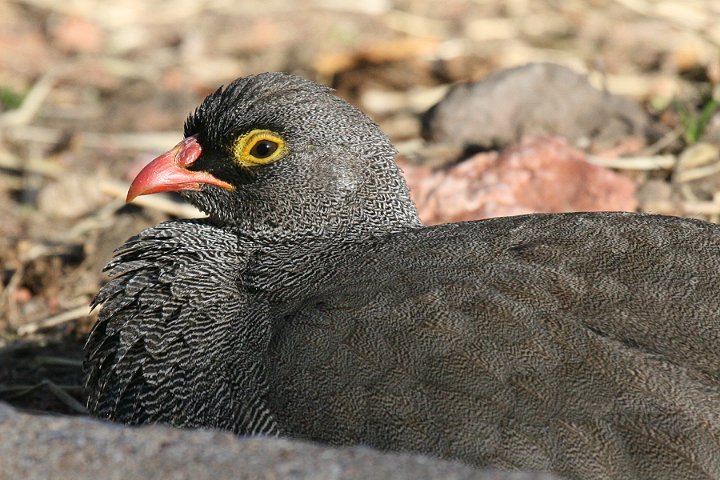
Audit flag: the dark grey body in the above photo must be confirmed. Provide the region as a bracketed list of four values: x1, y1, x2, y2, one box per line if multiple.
[86, 211, 720, 480]
[85, 72, 720, 480]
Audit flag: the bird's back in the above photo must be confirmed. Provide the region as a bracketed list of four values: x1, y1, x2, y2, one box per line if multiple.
[262, 212, 720, 480]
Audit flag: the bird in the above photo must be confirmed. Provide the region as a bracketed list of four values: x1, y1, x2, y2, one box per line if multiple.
[84, 72, 720, 480]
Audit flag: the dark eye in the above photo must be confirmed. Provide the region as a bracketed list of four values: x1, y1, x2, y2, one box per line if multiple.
[249, 139, 279, 159]
[232, 129, 286, 167]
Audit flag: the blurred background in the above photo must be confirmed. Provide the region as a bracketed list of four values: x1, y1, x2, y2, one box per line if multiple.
[1, 0, 719, 415]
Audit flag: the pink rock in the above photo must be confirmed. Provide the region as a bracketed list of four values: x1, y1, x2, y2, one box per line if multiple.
[52, 16, 104, 54]
[401, 137, 637, 225]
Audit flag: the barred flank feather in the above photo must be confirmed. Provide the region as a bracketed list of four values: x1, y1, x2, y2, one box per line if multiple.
[85, 220, 278, 435]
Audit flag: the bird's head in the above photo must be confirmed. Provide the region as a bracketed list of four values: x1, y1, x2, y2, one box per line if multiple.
[128, 72, 420, 235]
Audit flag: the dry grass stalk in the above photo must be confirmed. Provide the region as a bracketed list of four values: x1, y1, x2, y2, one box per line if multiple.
[101, 180, 205, 218]
[17, 305, 92, 336]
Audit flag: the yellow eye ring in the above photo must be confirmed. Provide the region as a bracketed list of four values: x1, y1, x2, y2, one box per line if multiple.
[232, 129, 287, 167]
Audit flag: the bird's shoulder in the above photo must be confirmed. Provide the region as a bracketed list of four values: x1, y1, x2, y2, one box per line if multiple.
[264, 213, 720, 472]
[289, 212, 720, 375]
[265, 212, 720, 418]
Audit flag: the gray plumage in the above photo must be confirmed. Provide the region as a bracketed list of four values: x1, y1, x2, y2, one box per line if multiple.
[85, 73, 720, 480]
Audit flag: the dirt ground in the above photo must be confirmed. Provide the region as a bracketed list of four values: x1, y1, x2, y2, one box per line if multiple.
[1, 0, 719, 415]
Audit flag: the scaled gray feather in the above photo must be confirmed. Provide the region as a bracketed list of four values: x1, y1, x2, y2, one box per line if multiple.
[85, 73, 720, 480]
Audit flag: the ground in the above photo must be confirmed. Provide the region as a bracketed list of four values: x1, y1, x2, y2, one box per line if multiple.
[0, 0, 719, 415]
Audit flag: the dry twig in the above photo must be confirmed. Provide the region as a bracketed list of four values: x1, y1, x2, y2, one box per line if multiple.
[0, 72, 57, 127]
[102, 179, 205, 218]
[17, 305, 92, 336]
[586, 154, 677, 170]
